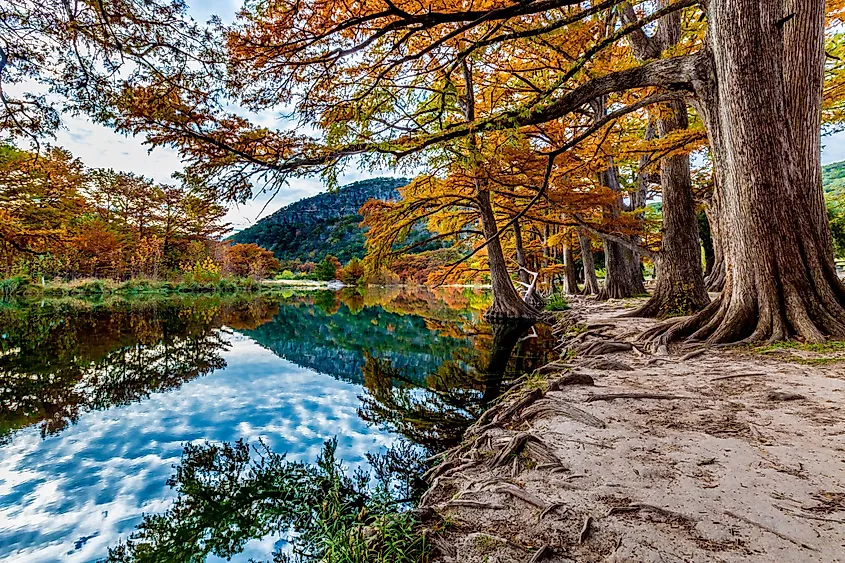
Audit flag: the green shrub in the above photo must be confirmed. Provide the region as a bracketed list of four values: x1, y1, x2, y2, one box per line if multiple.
[118, 278, 156, 294]
[0, 276, 30, 297]
[73, 279, 108, 295]
[545, 293, 570, 311]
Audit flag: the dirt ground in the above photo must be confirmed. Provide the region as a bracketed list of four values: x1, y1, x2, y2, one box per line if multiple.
[421, 296, 845, 563]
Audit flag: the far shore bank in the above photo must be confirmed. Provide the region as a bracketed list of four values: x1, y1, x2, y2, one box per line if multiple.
[0, 275, 494, 298]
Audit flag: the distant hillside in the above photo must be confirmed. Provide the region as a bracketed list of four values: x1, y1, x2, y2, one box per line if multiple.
[230, 177, 410, 263]
[824, 161, 845, 195]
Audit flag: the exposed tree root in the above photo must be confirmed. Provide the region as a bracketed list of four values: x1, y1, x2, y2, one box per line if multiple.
[585, 392, 693, 402]
[487, 432, 564, 471]
[445, 499, 505, 510]
[547, 372, 595, 390]
[520, 398, 606, 428]
[626, 278, 710, 320]
[432, 536, 457, 559]
[574, 339, 633, 356]
[580, 357, 633, 371]
[495, 388, 544, 424]
[578, 515, 593, 544]
[534, 359, 573, 375]
[526, 544, 554, 563]
[723, 510, 816, 551]
[638, 282, 845, 348]
[539, 502, 569, 521]
[605, 503, 694, 522]
[710, 372, 766, 382]
[492, 483, 548, 510]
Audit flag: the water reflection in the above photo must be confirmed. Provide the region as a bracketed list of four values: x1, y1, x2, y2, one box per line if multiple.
[0, 288, 553, 562]
[0, 296, 278, 441]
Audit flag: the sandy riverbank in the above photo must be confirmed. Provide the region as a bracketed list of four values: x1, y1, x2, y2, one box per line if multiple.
[419, 297, 845, 563]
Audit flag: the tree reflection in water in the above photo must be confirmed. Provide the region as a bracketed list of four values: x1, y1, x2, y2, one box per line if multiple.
[358, 320, 544, 453]
[0, 296, 279, 442]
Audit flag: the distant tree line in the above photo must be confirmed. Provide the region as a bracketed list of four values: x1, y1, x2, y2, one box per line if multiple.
[0, 144, 279, 282]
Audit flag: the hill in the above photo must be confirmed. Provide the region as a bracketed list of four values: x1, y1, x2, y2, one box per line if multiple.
[230, 177, 410, 263]
[823, 160, 845, 195]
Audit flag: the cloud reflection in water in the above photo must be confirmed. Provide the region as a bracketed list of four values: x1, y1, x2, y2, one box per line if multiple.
[0, 333, 395, 563]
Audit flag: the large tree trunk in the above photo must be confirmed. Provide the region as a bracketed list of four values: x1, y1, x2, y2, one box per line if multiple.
[578, 228, 601, 295]
[477, 190, 540, 320]
[650, 0, 845, 344]
[599, 239, 646, 299]
[623, 1, 709, 318]
[631, 99, 710, 317]
[462, 59, 540, 321]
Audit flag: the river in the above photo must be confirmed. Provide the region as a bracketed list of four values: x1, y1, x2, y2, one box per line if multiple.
[0, 287, 553, 562]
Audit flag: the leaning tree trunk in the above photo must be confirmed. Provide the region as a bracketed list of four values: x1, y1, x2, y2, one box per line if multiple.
[513, 219, 531, 286]
[631, 99, 709, 317]
[650, 0, 845, 344]
[578, 228, 601, 295]
[562, 240, 579, 295]
[462, 58, 539, 321]
[477, 190, 540, 320]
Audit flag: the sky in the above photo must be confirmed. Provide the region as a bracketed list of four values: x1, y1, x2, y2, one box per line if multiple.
[47, 0, 400, 233]
[43, 0, 845, 232]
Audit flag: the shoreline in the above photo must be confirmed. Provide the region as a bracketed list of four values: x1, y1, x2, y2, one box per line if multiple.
[1, 276, 494, 298]
[418, 297, 845, 562]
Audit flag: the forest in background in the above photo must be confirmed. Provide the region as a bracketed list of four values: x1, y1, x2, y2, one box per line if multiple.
[0, 144, 280, 290]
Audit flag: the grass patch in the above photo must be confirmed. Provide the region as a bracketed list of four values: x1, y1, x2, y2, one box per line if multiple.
[1, 276, 272, 297]
[545, 293, 570, 311]
[473, 534, 506, 554]
[0, 276, 29, 297]
[754, 340, 845, 354]
[750, 339, 845, 366]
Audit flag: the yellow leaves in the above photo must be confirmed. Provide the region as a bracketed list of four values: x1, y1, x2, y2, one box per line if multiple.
[824, 32, 845, 127]
[828, 0, 845, 26]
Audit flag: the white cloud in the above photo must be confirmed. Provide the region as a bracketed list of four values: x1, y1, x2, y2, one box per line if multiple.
[822, 130, 845, 165]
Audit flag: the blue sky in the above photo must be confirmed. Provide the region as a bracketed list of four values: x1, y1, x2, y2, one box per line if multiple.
[47, 0, 845, 232]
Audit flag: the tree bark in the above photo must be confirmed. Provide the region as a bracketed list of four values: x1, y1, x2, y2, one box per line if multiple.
[462, 58, 539, 321]
[651, 0, 845, 344]
[578, 227, 601, 295]
[630, 98, 709, 317]
[562, 239, 579, 295]
[703, 193, 725, 292]
[513, 219, 531, 285]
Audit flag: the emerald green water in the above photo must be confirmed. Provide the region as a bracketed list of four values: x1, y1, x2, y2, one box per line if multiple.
[0, 288, 553, 562]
